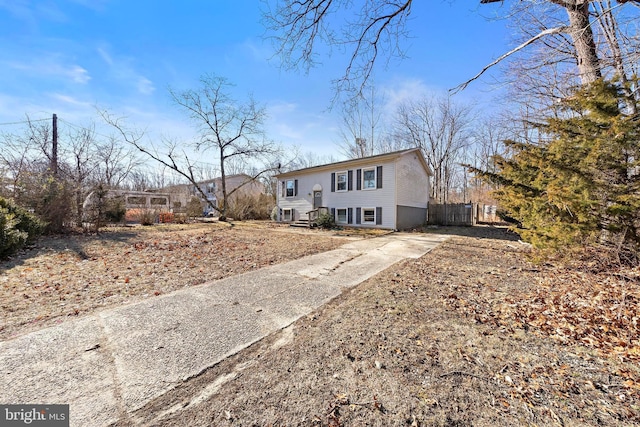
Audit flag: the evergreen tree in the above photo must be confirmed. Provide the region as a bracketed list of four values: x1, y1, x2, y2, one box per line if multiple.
[471, 80, 640, 260]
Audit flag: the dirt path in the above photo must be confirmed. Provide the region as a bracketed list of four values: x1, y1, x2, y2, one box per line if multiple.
[118, 226, 639, 427]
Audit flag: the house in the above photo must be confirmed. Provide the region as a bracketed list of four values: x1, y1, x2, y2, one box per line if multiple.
[275, 148, 432, 230]
[164, 173, 265, 215]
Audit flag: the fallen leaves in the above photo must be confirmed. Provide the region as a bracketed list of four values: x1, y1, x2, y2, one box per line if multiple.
[0, 223, 345, 339]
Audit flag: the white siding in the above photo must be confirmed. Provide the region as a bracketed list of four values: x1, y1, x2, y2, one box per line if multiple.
[395, 152, 430, 208]
[324, 160, 396, 228]
[276, 174, 318, 220]
[276, 149, 430, 229]
[277, 163, 397, 228]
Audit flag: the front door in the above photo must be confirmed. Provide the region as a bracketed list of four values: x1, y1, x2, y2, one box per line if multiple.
[313, 190, 322, 209]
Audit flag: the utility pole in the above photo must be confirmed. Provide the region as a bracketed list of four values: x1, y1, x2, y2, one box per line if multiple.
[51, 113, 58, 176]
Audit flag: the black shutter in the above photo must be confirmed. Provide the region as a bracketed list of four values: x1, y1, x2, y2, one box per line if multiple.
[356, 169, 362, 190]
[291, 208, 295, 221]
[331, 207, 335, 219]
[294, 179, 298, 196]
[281, 181, 285, 197]
[331, 173, 335, 192]
[348, 208, 353, 224]
[356, 207, 361, 224]
[376, 207, 382, 225]
[376, 166, 383, 189]
[347, 170, 353, 191]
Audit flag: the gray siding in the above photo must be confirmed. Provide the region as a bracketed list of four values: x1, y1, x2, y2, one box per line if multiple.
[396, 205, 428, 230]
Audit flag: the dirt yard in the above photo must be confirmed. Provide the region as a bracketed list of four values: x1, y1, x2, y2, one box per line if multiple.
[116, 226, 639, 427]
[0, 221, 347, 340]
[2, 223, 639, 426]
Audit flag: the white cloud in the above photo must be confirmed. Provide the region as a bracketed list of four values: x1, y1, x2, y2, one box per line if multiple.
[137, 77, 155, 95]
[67, 65, 91, 84]
[97, 47, 113, 66]
[96, 45, 155, 96]
[241, 38, 272, 63]
[48, 93, 92, 107]
[381, 78, 430, 113]
[7, 58, 91, 84]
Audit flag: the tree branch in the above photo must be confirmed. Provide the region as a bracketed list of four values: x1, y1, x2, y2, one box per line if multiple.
[451, 26, 569, 94]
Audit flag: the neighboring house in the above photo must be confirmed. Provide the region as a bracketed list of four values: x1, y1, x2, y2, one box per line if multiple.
[164, 173, 265, 215]
[275, 148, 432, 230]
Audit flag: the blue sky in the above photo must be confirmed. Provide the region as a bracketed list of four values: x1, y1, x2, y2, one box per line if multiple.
[0, 0, 512, 159]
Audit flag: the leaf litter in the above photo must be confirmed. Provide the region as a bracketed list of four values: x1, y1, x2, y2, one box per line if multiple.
[116, 226, 639, 426]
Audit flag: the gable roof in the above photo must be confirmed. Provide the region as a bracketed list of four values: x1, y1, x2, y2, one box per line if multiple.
[276, 147, 432, 178]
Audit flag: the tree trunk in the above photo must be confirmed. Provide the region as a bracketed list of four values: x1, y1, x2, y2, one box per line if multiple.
[566, 2, 602, 84]
[219, 149, 227, 219]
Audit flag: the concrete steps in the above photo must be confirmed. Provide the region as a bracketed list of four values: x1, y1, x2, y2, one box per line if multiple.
[290, 217, 314, 228]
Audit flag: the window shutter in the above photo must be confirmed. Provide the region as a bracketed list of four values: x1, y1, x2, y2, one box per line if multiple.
[356, 207, 361, 224]
[331, 173, 335, 192]
[356, 169, 362, 190]
[376, 166, 383, 189]
[347, 170, 353, 191]
[348, 207, 353, 224]
[331, 207, 335, 219]
[291, 208, 295, 221]
[281, 181, 285, 197]
[376, 207, 382, 225]
[294, 179, 298, 196]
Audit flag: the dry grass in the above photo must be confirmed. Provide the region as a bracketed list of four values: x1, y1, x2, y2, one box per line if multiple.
[3, 223, 638, 426]
[0, 221, 346, 340]
[118, 226, 639, 427]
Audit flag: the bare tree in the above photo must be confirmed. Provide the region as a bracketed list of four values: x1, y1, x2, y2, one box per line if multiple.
[465, 115, 512, 203]
[265, 0, 640, 102]
[263, 0, 413, 97]
[102, 75, 281, 219]
[58, 125, 99, 227]
[394, 95, 475, 203]
[337, 84, 386, 158]
[94, 135, 142, 189]
[459, 0, 640, 94]
[0, 128, 41, 200]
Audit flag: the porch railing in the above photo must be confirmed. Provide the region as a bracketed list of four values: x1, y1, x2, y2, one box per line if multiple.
[306, 206, 329, 226]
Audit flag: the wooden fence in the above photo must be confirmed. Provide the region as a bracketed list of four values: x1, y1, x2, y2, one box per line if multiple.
[427, 203, 502, 226]
[427, 203, 476, 226]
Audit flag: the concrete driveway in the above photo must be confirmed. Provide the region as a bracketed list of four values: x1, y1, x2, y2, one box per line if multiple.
[0, 231, 448, 426]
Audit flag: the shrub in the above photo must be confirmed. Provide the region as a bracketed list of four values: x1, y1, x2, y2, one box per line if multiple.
[124, 208, 157, 225]
[173, 213, 187, 224]
[226, 193, 275, 220]
[138, 209, 157, 226]
[104, 196, 126, 223]
[159, 212, 175, 223]
[316, 212, 336, 229]
[83, 187, 126, 231]
[34, 177, 72, 233]
[0, 197, 45, 259]
[186, 197, 204, 219]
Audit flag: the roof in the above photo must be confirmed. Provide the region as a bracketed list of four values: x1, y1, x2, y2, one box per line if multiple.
[275, 147, 433, 178]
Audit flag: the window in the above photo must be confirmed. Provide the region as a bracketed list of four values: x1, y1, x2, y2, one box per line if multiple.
[362, 208, 376, 224]
[286, 180, 295, 197]
[336, 172, 347, 192]
[362, 168, 376, 189]
[127, 196, 145, 205]
[283, 208, 292, 221]
[336, 208, 347, 224]
[150, 197, 168, 206]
